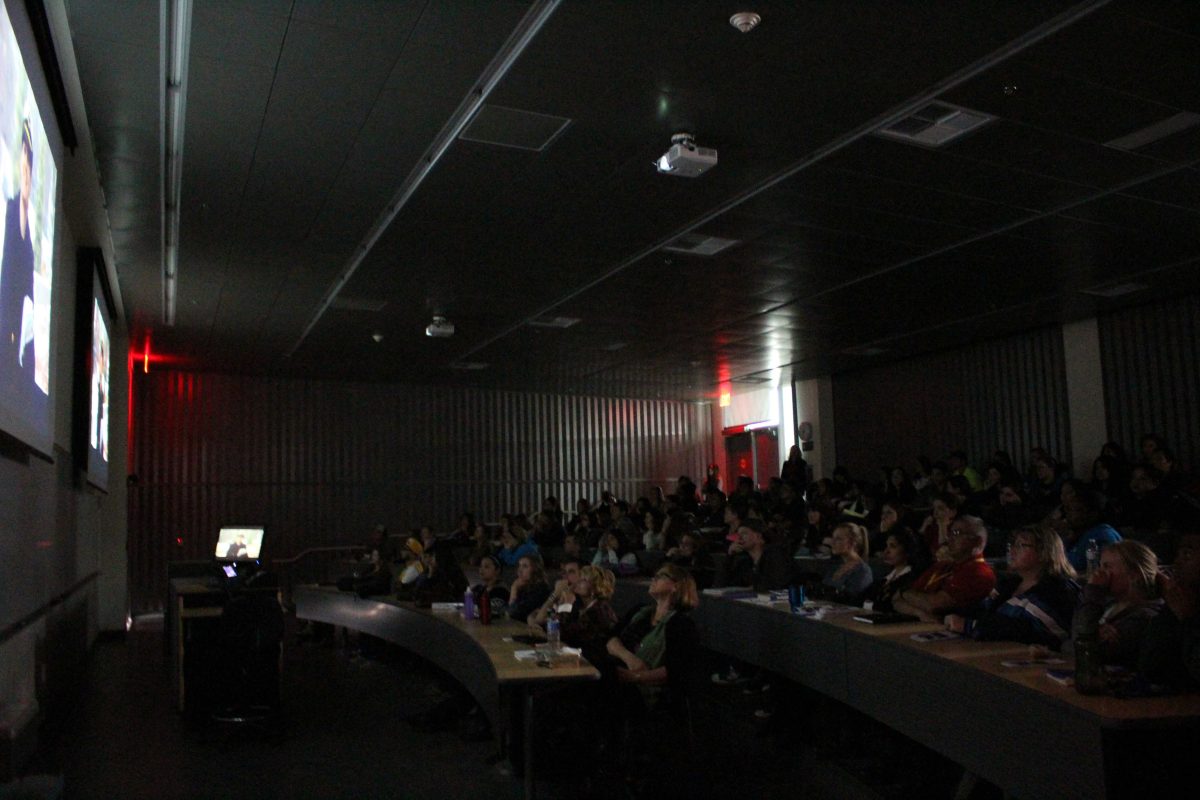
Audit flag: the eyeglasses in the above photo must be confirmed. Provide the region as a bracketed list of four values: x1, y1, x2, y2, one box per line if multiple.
[947, 527, 976, 539]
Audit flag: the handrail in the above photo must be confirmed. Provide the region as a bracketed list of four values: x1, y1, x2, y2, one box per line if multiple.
[271, 545, 364, 565]
[0, 571, 100, 646]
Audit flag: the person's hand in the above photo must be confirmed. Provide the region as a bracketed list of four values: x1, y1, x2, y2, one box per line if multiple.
[511, 573, 528, 592]
[1158, 571, 1198, 620]
[1098, 623, 1119, 645]
[527, 622, 545, 637]
[621, 653, 647, 672]
[552, 577, 570, 597]
[616, 667, 638, 684]
[728, 542, 744, 555]
[944, 614, 966, 634]
[605, 638, 624, 658]
[665, 547, 680, 558]
[1088, 566, 1112, 589]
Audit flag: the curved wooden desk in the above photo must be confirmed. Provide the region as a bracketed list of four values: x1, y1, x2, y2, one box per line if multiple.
[294, 586, 598, 799]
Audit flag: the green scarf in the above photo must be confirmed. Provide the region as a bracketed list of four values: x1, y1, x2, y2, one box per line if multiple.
[632, 606, 675, 669]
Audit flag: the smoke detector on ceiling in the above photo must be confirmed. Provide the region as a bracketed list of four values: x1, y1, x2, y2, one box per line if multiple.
[729, 12, 761, 33]
[425, 315, 455, 338]
[656, 132, 718, 177]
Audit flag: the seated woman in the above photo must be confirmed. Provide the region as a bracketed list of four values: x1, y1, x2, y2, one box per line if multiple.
[507, 553, 552, 623]
[471, 554, 508, 614]
[557, 565, 619, 664]
[945, 524, 1080, 650]
[665, 531, 714, 577]
[592, 531, 638, 575]
[412, 541, 469, 607]
[466, 522, 493, 567]
[813, 521, 874, 604]
[642, 509, 665, 551]
[919, 491, 961, 562]
[870, 500, 908, 555]
[495, 524, 539, 567]
[1071, 539, 1162, 669]
[395, 536, 425, 591]
[863, 526, 923, 612]
[604, 563, 699, 698]
[1139, 530, 1200, 689]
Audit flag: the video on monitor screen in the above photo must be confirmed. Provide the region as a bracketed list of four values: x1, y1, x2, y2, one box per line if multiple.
[215, 527, 264, 561]
[87, 294, 110, 484]
[0, 1, 58, 455]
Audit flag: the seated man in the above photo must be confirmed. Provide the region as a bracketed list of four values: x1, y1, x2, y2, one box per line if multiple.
[528, 557, 583, 630]
[724, 518, 792, 592]
[1061, 489, 1121, 573]
[892, 514, 996, 622]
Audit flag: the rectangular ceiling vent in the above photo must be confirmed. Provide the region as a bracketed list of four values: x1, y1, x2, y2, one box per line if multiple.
[459, 104, 572, 152]
[842, 345, 888, 357]
[1105, 112, 1200, 151]
[527, 315, 580, 329]
[875, 101, 995, 147]
[662, 233, 740, 257]
[448, 361, 488, 371]
[732, 374, 772, 384]
[330, 295, 387, 312]
[1080, 282, 1148, 298]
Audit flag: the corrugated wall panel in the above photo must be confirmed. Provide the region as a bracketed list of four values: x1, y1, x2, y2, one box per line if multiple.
[1099, 294, 1200, 471]
[832, 326, 1070, 478]
[128, 373, 713, 612]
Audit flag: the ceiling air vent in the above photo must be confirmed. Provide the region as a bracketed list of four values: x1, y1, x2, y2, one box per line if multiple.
[733, 374, 772, 384]
[876, 102, 995, 148]
[527, 315, 580, 329]
[459, 104, 572, 152]
[662, 233, 740, 256]
[448, 361, 488, 371]
[330, 295, 388, 312]
[1105, 112, 1200, 151]
[1080, 282, 1147, 299]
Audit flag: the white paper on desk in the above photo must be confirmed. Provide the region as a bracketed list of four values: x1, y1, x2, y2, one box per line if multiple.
[910, 630, 959, 643]
[430, 602, 463, 612]
[514, 646, 581, 662]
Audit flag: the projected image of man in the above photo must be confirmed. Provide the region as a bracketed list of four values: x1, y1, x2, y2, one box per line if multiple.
[0, 120, 42, 415]
[225, 533, 248, 560]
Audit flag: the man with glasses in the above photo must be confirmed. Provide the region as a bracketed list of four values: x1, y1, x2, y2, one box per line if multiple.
[892, 515, 996, 622]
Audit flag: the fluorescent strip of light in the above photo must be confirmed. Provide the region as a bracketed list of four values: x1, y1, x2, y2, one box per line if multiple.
[161, 0, 192, 326]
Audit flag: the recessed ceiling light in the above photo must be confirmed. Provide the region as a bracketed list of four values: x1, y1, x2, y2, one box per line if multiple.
[1080, 282, 1148, 298]
[729, 12, 761, 33]
[371, 331, 384, 343]
[876, 101, 995, 148]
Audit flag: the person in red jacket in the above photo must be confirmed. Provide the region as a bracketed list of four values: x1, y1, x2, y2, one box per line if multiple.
[893, 515, 996, 622]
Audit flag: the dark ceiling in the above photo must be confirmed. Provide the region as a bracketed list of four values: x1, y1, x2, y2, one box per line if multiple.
[65, 0, 1200, 400]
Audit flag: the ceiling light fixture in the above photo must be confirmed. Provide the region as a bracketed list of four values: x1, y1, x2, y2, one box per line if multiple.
[655, 132, 718, 177]
[161, 0, 193, 325]
[729, 12, 761, 33]
[371, 331, 384, 343]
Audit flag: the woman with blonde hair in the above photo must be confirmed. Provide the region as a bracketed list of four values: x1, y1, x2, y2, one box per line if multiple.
[1072, 539, 1162, 667]
[605, 563, 699, 689]
[818, 521, 874, 604]
[558, 565, 618, 663]
[946, 524, 1081, 649]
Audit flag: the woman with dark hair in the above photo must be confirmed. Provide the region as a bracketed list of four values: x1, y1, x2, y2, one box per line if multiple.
[863, 527, 924, 612]
[945, 525, 1080, 650]
[885, 467, 918, 505]
[919, 491, 961, 561]
[780, 445, 807, 493]
[1090, 455, 1128, 504]
[448, 512, 475, 544]
[507, 553, 552, 623]
[593, 530, 638, 574]
[796, 504, 832, 555]
[413, 541, 469, 607]
[642, 508, 665, 550]
[871, 500, 909, 555]
[471, 554, 508, 613]
[1026, 453, 1066, 518]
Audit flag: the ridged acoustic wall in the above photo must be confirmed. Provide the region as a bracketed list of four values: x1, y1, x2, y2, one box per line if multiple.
[128, 371, 712, 612]
[1098, 294, 1200, 471]
[832, 326, 1070, 478]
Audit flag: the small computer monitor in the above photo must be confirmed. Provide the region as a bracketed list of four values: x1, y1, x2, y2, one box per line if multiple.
[215, 526, 263, 561]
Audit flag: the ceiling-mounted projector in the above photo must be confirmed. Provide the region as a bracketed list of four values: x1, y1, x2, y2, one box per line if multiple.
[425, 315, 454, 338]
[656, 132, 717, 177]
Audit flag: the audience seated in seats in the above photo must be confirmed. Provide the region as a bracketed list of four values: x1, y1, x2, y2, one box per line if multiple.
[1072, 539, 1162, 669]
[1091, 454, 1130, 505]
[699, 489, 727, 528]
[612, 501, 640, 545]
[864, 527, 925, 612]
[665, 531, 715, 588]
[1026, 452, 1067, 519]
[496, 524, 539, 567]
[541, 495, 564, 526]
[604, 563, 700, 701]
[945, 524, 1080, 650]
[948, 450, 983, 492]
[395, 536, 425, 590]
[986, 478, 1037, 533]
[919, 491, 962, 562]
[919, 460, 950, 503]
[1119, 464, 1170, 534]
[1150, 447, 1189, 493]
[703, 462, 723, 498]
[592, 531, 639, 575]
[885, 466, 918, 505]
[642, 509, 665, 551]
[528, 558, 582, 629]
[724, 518, 792, 592]
[466, 523, 493, 567]
[418, 525, 438, 554]
[814, 521, 874, 604]
[871, 500, 910, 555]
[507, 553, 552, 623]
[892, 515, 997, 622]
[797, 503, 832, 555]
[561, 531, 584, 564]
[471, 554, 509, 614]
[1061, 489, 1122, 574]
[567, 498, 595, 535]
[447, 512, 474, 544]
[337, 524, 393, 596]
[554, 565, 618, 665]
[1139, 530, 1200, 689]
[659, 511, 690, 553]
[531, 511, 566, 549]
[412, 541, 469, 607]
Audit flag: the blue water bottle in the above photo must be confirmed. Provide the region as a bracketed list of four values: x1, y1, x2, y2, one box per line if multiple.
[788, 584, 806, 612]
[462, 586, 476, 620]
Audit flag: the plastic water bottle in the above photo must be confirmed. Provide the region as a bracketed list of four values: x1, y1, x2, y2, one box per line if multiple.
[546, 614, 561, 654]
[1086, 539, 1100, 579]
[479, 589, 492, 625]
[462, 586, 475, 620]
